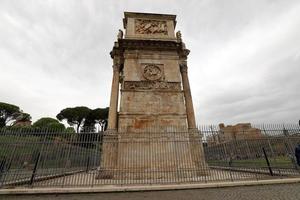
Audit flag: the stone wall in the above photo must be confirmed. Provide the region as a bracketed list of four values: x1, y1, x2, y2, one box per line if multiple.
[207, 123, 262, 146]
[118, 49, 188, 132]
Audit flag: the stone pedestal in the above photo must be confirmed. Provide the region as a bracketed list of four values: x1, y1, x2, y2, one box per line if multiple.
[98, 131, 208, 179]
[96, 132, 118, 179]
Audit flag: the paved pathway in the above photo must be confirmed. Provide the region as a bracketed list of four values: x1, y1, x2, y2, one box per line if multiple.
[2, 183, 300, 200]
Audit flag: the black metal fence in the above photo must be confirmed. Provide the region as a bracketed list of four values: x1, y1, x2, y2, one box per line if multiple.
[0, 124, 299, 188]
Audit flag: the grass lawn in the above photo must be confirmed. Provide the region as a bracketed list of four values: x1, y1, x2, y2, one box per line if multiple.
[0, 134, 100, 170]
[207, 156, 295, 168]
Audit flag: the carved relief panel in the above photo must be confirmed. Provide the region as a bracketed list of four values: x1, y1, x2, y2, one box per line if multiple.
[135, 19, 168, 35]
[123, 81, 181, 90]
[141, 63, 165, 81]
[122, 63, 181, 91]
[141, 64, 164, 81]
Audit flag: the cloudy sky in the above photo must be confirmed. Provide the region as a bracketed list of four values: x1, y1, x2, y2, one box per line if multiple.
[0, 0, 299, 125]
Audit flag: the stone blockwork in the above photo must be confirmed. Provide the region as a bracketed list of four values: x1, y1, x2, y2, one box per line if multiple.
[116, 13, 190, 132]
[119, 51, 187, 131]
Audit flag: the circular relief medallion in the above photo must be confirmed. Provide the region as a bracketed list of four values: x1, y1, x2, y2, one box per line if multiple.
[143, 65, 162, 81]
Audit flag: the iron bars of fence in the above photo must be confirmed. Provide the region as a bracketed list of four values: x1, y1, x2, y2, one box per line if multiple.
[0, 124, 299, 188]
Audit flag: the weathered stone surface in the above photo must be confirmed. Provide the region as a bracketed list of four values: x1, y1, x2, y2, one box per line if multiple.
[123, 12, 177, 41]
[118, 115, 188, 132]
[119, 46, 185, 130]
[115, 132, 205, 179]
[123, 50, 181, 83]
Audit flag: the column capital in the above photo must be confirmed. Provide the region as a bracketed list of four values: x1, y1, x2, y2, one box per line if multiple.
[179, 63, 188, 73]
[112, 64, 121, 72]
[113, 56, 123, 65]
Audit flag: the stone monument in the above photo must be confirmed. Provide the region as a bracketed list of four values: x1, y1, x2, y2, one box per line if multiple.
[98, 12, 207, 179]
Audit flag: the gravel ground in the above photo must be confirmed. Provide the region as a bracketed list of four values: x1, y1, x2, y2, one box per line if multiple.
[2, 183, 300, 200]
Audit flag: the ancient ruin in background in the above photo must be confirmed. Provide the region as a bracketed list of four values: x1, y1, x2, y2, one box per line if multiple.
[207, 123, 262, 146]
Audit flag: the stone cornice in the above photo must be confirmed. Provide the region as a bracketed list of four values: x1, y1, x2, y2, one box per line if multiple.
[110, 39, 189, 58]
[118, 113, 187, 117]
[120, 89, 183, 93]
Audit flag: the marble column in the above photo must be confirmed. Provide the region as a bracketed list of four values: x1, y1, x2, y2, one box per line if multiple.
[107, 63, 121, 131]
[180, 62, 208, 175]
[180, 62, 197, 130]
[97, 62, 120, 179]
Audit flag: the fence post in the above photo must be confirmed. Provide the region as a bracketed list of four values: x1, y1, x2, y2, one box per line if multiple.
[86, 156, 90, 173]
[283, 128, 299, 171]
[61, 133, 74, 188]
[0, 141, 17, 188]
[266, 138, 282, 176]
[0, 158, 6, 183]
[222, 142, 233, 182]
[30, 152, 41, 185]
[29, 129, 48, 187]
[245, 140, 251, 159]
[262, 147, 273, 176]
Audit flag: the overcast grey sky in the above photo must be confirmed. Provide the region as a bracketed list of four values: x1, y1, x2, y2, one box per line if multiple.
[0, 0, 299, 124]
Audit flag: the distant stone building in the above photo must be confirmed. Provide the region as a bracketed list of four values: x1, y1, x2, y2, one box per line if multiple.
[13, 120, 32, 127]
[207, 123, 262, 146]
[219, 123, 262, 140]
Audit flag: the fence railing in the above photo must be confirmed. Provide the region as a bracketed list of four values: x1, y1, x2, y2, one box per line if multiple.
[0, 124, 299, 188]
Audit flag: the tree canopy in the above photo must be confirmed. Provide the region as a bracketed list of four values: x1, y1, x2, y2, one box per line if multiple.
[0, 102, 31, 127]
[83, 107, 109, 131]
[33, 117, 59, 127]
[33, 117, 65, 130]
[56, 106, 91, 133]
[0, 102, 109, 133]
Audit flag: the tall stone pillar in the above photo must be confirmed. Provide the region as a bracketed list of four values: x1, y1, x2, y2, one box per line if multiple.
[180, 62, 197, 130]
[107, 62, 121, 131]
[97, 60, 121, 179]
[180, 62, 207, 175]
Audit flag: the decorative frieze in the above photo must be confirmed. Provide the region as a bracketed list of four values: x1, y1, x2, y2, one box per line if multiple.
[123, 81, 181, 90]
[135, 19, 168, 35]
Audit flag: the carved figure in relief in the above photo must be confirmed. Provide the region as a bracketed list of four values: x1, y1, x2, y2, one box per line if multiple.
[135, 19, 167, 35]
[117, 29, 123, 39]
[123, 81, 181, 90]
[143, 65, 162, 81]
[176, 31, 182, 42]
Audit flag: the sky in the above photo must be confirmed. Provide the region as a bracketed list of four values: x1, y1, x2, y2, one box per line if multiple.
[0, 0, 300, 125]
